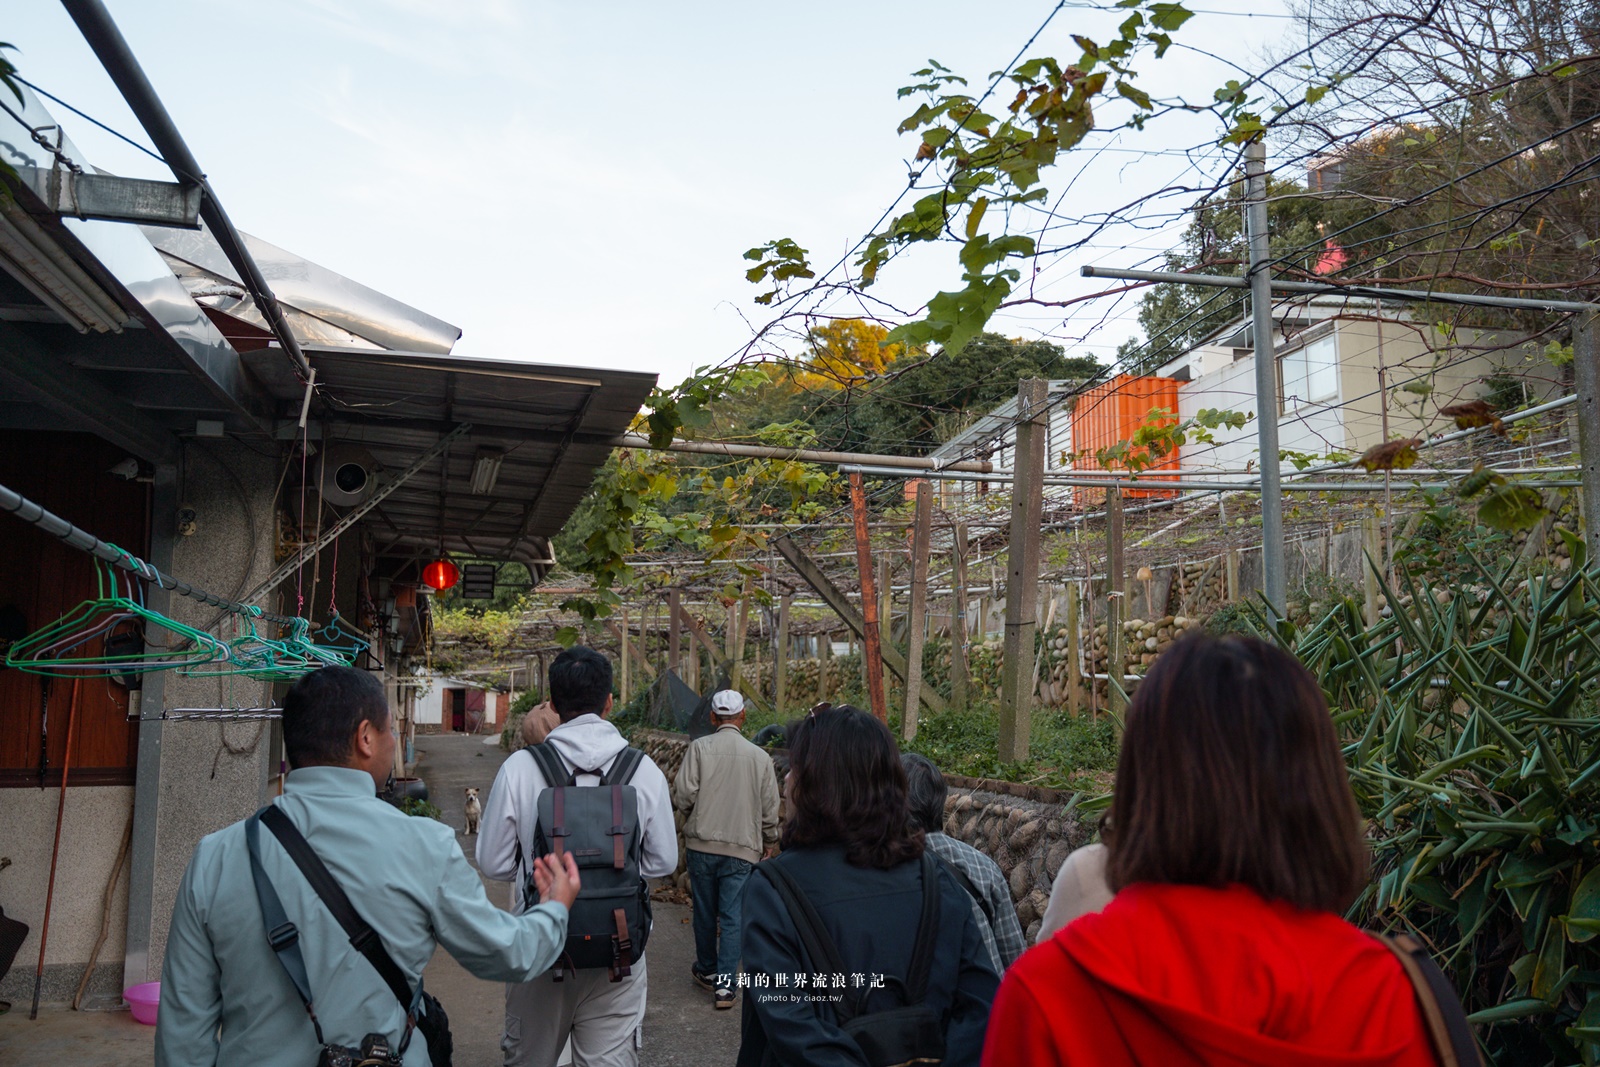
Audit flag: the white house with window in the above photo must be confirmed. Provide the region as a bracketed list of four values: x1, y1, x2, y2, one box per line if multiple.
[1154, 297, 1532, 473]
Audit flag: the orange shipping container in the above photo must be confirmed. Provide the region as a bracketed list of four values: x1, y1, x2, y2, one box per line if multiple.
[1070, 374, 1181, 506]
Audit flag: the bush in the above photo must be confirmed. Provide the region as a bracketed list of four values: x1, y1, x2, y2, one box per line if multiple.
[899, 700, 1118, 794]
[1253, 553, 1600, 1065]
[397, 797, 442, 820]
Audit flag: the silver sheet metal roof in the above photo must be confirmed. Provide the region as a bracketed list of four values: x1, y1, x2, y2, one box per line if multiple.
[0, 83, 655, 584]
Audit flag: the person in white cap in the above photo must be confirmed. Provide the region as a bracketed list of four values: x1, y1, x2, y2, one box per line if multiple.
[672, 689, 781, 1010]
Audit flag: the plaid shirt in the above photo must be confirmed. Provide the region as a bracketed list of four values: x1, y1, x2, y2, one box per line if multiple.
[924, 831, 1027, 971]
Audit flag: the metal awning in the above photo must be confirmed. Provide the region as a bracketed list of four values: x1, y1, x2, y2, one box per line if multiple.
[245, 345, 654, 576]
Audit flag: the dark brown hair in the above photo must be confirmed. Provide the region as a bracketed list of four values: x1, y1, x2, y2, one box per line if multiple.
[1105, 633, 1366, 912]
[782, 705, 924, 870]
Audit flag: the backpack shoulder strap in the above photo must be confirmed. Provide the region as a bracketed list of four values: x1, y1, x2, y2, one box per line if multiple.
[904, 854, 942, 1004]
[601, 746, 646, 786]
[526, 742, 571, 787]
[932, 852, 994, 925]
[245, 811, 327, 1047]
[758, 860, 857, 1019]
[1374, 932, 1481, 1067]
[259, 805, 421, 1044]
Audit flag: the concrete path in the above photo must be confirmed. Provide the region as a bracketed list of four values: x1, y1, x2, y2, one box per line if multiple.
[414, 731, 743, 1067]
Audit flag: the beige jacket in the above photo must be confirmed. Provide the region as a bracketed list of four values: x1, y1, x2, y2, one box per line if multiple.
[672, 724, 781, 865]
[1036, 842, 1114, 942]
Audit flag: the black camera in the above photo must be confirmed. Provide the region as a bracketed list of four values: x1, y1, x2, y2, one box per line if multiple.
[317, 1033, 401, 1067]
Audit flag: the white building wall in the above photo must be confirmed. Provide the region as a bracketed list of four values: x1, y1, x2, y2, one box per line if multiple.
[1176, 349, 1344, 473]
[414, 685, 444, 726]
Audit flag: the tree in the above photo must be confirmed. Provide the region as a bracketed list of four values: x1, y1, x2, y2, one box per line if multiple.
[1115, 174, 1325, 372]
[796, 319, 910, 388]
[809, 332, 1102, 454]
[1275, 0, 1600, 302]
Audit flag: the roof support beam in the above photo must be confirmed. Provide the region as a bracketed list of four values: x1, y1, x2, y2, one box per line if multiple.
[298, 415, 995, 472]
[0, 322, 177, 463]
[15, 166, 201, 229]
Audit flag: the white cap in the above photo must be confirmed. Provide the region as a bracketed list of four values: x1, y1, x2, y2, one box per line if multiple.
[710, 689, 745, 717]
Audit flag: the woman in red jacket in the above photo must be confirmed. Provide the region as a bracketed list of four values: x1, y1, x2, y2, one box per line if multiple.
[983, 633, 1438, 1067]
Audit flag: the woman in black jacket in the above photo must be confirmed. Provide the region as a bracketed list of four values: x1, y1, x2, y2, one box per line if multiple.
[736, 705, 998, 1067]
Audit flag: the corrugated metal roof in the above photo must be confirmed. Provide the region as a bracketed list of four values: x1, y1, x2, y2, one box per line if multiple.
[246, 345, 654, 576]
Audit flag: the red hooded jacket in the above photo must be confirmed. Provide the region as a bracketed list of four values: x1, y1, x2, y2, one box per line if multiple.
[982, 882, 1437, 1067]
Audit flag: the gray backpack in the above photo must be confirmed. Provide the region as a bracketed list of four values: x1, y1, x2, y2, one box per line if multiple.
[522, 743, 651, 981]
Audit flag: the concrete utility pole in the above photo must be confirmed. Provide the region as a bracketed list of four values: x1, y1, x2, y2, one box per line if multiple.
[1245, 139, 1286, 621]
[1575, 310, 1600, 562]
[999, 378, 1047, 763]
[903, 481, 933, 740]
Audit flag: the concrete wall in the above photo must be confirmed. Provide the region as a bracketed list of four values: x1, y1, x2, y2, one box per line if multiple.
[133, 442, 279, 986]
[0, 786, 133, 1003]
[1334, 319, 1518, 451]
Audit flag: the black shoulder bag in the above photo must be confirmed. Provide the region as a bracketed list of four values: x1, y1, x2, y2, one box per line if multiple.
[247, 806, 453, 1066]
[759, 854, 946, 1067]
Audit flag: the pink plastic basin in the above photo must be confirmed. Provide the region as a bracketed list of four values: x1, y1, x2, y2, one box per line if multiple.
[124, 981, 160, 1025]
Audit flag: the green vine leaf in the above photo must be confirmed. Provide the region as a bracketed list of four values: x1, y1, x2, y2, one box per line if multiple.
[1477, 485, 1548, 532]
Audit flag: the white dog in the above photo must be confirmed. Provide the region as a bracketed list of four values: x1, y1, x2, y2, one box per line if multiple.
[463, 787, 482, 836]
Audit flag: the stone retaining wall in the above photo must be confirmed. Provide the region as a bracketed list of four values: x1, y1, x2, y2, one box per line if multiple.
[633, 730, 1091, 943]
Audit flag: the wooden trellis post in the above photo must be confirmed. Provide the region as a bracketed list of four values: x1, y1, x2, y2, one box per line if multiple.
[775, 594, 791, 713]
[849, 471, 888, 722]
[1107, 486, 1126, 729]
[950, 521, 971, 710]
[667, 587, 681, 676]
[999, 378, 1046, 763]
[903, 481, 933, 740]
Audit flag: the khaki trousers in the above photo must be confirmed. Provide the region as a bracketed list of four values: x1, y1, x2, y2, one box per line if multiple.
[501, 955, 647, 1067]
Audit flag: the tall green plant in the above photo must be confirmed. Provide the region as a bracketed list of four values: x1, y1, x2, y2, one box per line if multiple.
[1255, 544, 1600, 1065]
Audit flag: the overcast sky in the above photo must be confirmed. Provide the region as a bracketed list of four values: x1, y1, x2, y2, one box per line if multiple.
[10, 0, 1295, 387]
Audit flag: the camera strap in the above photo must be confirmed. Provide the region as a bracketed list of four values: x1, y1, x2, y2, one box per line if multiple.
[246, 813, 328, 1047]
[249, 805, 421, 1053]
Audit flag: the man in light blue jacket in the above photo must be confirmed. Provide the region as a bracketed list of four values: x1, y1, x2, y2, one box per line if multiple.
[156, 666, 579, 1066]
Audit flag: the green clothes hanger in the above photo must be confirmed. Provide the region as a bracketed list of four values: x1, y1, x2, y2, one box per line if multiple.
[5, 553, 230, 677]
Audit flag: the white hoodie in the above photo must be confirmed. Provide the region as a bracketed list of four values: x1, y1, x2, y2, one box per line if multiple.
[476, 713, 678, 912]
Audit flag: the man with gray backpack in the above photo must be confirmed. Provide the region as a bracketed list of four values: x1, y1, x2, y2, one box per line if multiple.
[478, 646, 678, 1067]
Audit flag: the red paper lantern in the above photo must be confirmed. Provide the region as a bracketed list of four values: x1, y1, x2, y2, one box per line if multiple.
[422, 559, 460, 591]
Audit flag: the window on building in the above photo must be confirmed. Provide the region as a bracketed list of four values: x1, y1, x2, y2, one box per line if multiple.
[1280, 336, 1338, 410]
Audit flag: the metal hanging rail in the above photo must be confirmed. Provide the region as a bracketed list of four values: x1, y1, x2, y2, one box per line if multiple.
[0, 480, 300, 626]
[1080, 264, 1597, 314]
[835, 465, 1580, 492]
